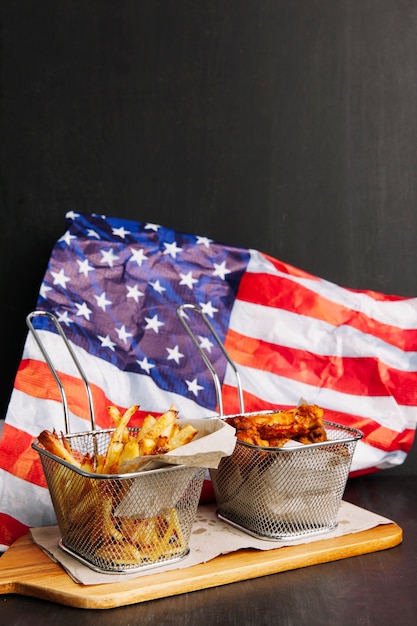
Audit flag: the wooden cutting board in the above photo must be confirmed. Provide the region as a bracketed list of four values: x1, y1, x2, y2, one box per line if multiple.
[0, 521, 402, 609]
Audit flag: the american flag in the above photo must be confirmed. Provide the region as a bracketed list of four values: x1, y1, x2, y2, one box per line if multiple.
[1, 211, 416, 550]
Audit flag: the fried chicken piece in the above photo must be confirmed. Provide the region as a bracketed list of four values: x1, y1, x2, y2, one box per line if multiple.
[235, 427, 270, 447]
[226, 403, 327, 447]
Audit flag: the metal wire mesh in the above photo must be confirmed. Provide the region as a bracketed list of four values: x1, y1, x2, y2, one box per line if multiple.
[33, 429, 205, 573]
[210, 420, 362, 540]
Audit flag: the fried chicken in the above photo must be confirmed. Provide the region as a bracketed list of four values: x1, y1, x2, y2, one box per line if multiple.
[225, 403, 327, 447]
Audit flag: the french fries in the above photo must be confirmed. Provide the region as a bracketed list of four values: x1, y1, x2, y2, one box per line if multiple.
[37, 404, 198, 475]
[63, 484, 187, 567]
[94, 508, 187, 566]
[36, 404, 199, 570]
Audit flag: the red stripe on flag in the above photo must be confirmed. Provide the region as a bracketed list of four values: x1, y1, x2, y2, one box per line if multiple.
[0, 513, 30, 548]
[263, 253, 406, 302]
[16, 359, 115, 428]
[224, 329, 417, 405]
[15, 359, 150, 429]
[0, 423, 47, 487]
[237, 270, 417, 350]
[316, 408, 415, 454]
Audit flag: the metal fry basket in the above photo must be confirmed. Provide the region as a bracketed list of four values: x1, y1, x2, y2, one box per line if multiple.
[177, 304, 363, 541]
[29, 311, 205, 573]
[209, 415, 362, 540]
[33, 436, 205, 573]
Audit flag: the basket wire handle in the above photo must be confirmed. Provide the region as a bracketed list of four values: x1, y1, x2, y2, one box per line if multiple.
[26, 310, 96, 434]
[176, 303, 245, 417]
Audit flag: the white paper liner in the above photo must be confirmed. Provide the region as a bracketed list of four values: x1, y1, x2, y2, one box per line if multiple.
[30, 501, 393, 586]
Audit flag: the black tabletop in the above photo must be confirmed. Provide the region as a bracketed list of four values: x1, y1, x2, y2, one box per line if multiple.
[2, 474, 416, 626]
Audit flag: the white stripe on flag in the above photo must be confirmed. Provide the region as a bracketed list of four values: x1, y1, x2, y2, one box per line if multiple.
[230, 298, 417, 371]
[224, 363, 417, 431]
[0, 469, 56, 528]
[5, 389, 89, 436]
[350, 439, 407, 473]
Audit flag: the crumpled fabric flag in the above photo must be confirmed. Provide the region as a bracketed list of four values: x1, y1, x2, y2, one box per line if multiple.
[1, 211, 416, 550]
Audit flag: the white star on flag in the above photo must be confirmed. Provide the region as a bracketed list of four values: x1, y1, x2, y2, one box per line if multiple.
[145, 223, 160, 231]
[166, 345, 184, 364]
[95, 292, 112, 311]
[59, 230, 76, 246]
[98, 335, 116, 351]
[163, 241, 183, 259]
[186, 378, 204, 397]
[213, 260, 231, 280]
[196, 235, 212, 248]
[126, 284, 144, 302]
[130, 248, 148, 266]
[144, 314, 165, 333]
[149, 279, 166, 294]
[116, 325, 133, 343]
[100, 248, 119, 267]
[179, 271, 199, 289]
[136, 356, 155, 373]
[87, 229, 101, 239]
[51, 268, 71, 288]
[112, 226, 130, 239]
[39, 283, 52, 298]
[77, 259, 94, 278]
[198, 336, 214, 352]
[199, 301, 219, 318]
[57, 311, 73, 326]
[75, 302, 93, 320]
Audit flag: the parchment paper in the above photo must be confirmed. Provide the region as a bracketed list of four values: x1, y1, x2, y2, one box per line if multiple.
[119, 418, 237, 472]
[30, 500, 393, 586]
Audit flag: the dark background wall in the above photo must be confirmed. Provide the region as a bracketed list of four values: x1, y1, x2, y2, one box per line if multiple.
[1, 1, 417, 473]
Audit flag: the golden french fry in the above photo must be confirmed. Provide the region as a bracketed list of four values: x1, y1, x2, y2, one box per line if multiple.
[78, 453, 94, 473]
[150, 509, 186, 560]
[137, 414, 157, 441]
[101, 495, 124, 543]
[118, 438, 140, 465]
[68, 484, 97, 526]
[96, 541, 144, 565]
[95, 454, 105, 473]
[145, 407, 178, 440]
[102, 405, 139, 473]
[61, 433, 73, 455]
[107, 405, 131, 443]
[166, 423, 198, 451]
[140, 437, 157, 456]
[168, 423, 180, 439]
[38, 430, 82, 468]
[154, 435, 170, 454]
[107, 405, 123, 424]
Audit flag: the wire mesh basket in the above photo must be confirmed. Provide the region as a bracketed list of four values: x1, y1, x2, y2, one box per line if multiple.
[28, 310, 205, 573]
[176, 305, 363, 542]
[33, 432, 205, 573]
[209, 414, 362, 540]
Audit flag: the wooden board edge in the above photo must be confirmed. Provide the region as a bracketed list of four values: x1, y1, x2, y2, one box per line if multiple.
[0, 522, 402, 609]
